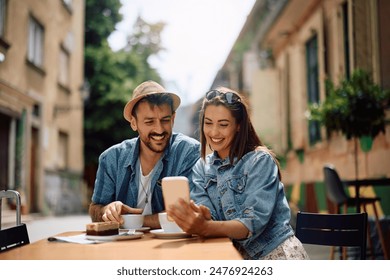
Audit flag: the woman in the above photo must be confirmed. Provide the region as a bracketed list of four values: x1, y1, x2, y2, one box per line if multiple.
[167, 87, 309, 260]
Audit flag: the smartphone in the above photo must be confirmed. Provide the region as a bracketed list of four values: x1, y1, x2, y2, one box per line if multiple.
[162, 176, 190, 221]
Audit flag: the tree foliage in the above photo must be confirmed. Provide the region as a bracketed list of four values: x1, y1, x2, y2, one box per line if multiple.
[85, 0, 122, 47]
[84, 0, 164, 165]
[307, 68, 390, 179]
[308, 69, 390, 140]
[125, 16, 166, 59]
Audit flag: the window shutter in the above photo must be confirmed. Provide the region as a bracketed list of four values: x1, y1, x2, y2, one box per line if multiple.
[352, 0, 373, 73]
[378, 0, 390, 90]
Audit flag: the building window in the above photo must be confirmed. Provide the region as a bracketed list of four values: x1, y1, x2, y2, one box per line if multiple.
[0, 0, 6, 37]
[58, 46, 70, 87]
[58, 131, 68, 170]
[32, 104, 41, 118]
[28, 16, 44, 67]
[306, 34, 321, 145]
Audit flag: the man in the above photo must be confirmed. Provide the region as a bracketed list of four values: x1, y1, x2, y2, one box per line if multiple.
[89, 80, 200, 228]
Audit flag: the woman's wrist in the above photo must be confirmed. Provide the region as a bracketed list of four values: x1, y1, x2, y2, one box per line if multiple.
[194, 219, 213, 237]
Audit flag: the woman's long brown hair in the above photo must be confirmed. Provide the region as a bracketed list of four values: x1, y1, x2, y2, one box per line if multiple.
[199, 87, 281, 179]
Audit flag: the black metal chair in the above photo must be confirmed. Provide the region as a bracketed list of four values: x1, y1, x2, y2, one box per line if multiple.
[0, 190, 30, 252]
[295, 211, 368, 260]
[323, 164, 388, 259]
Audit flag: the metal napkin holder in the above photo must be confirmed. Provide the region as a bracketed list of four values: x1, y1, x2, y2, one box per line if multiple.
[0, 190, 30, 252]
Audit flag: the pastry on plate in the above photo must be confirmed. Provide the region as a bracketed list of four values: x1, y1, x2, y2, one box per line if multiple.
[86, 221, 119, 236]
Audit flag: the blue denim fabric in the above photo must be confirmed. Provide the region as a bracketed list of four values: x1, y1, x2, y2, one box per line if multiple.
[191, 150, 294, 259]
[92, 133, 200, 214]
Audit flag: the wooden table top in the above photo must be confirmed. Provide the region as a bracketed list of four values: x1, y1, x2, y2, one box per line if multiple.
[0, 231, 243, 260]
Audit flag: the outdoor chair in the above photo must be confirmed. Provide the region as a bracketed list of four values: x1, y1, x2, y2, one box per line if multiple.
[295, 211, 368, 260]
[323, 164, 388, 259]
[0, 190, 30, 252]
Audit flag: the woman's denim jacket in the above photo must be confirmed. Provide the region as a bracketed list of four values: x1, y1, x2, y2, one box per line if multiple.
[191, 150, 294, 259]
[92, 133, 200, 213]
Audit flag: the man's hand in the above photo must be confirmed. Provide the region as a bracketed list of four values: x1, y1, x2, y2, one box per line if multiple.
[102, 201, 142, 224]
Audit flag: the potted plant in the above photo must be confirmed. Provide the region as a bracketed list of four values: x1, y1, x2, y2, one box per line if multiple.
[308, 68, 390, 179]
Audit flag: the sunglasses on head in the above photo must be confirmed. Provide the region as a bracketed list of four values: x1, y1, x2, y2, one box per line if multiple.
[205, 90, 241, 104]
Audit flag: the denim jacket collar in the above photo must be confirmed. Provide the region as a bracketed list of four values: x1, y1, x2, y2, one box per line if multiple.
[209, 151, 236, 167]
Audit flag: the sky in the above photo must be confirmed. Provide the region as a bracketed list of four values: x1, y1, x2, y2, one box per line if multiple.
[108, 0, 256, 105]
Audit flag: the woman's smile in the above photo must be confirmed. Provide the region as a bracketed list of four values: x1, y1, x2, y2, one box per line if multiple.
[210, 137, 224, 143]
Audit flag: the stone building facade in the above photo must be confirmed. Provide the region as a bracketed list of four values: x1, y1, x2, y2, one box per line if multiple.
[0, 0, 87, 215]
[212, 0, 390, 214]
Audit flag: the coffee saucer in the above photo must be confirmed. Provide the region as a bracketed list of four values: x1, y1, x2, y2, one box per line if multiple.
[120, 227, 150, 232]
[85, 231, 143, 242]
[149, 229, 192, 239]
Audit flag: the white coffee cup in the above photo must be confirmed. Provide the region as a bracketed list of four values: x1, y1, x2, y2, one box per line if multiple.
[158, 212, 183, 233]
[122, 214, 144, 229]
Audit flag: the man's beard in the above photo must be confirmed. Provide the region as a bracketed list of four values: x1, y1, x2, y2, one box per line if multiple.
[143, 132, 169, 153]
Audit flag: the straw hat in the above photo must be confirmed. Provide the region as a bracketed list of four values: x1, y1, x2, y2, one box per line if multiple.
[123, 80, 181, 122]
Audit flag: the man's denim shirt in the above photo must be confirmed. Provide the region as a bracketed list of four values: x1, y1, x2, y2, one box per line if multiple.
[191, 150, 294, 259]
[92, 133, 200, 213]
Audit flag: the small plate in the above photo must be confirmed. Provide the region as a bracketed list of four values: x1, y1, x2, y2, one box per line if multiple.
[149, 229, 192, 239]
[120, 227, 150, 232]
[85, 231, 143, 241]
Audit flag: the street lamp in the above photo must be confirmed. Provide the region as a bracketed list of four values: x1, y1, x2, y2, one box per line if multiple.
[79, 79, 90, 101]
